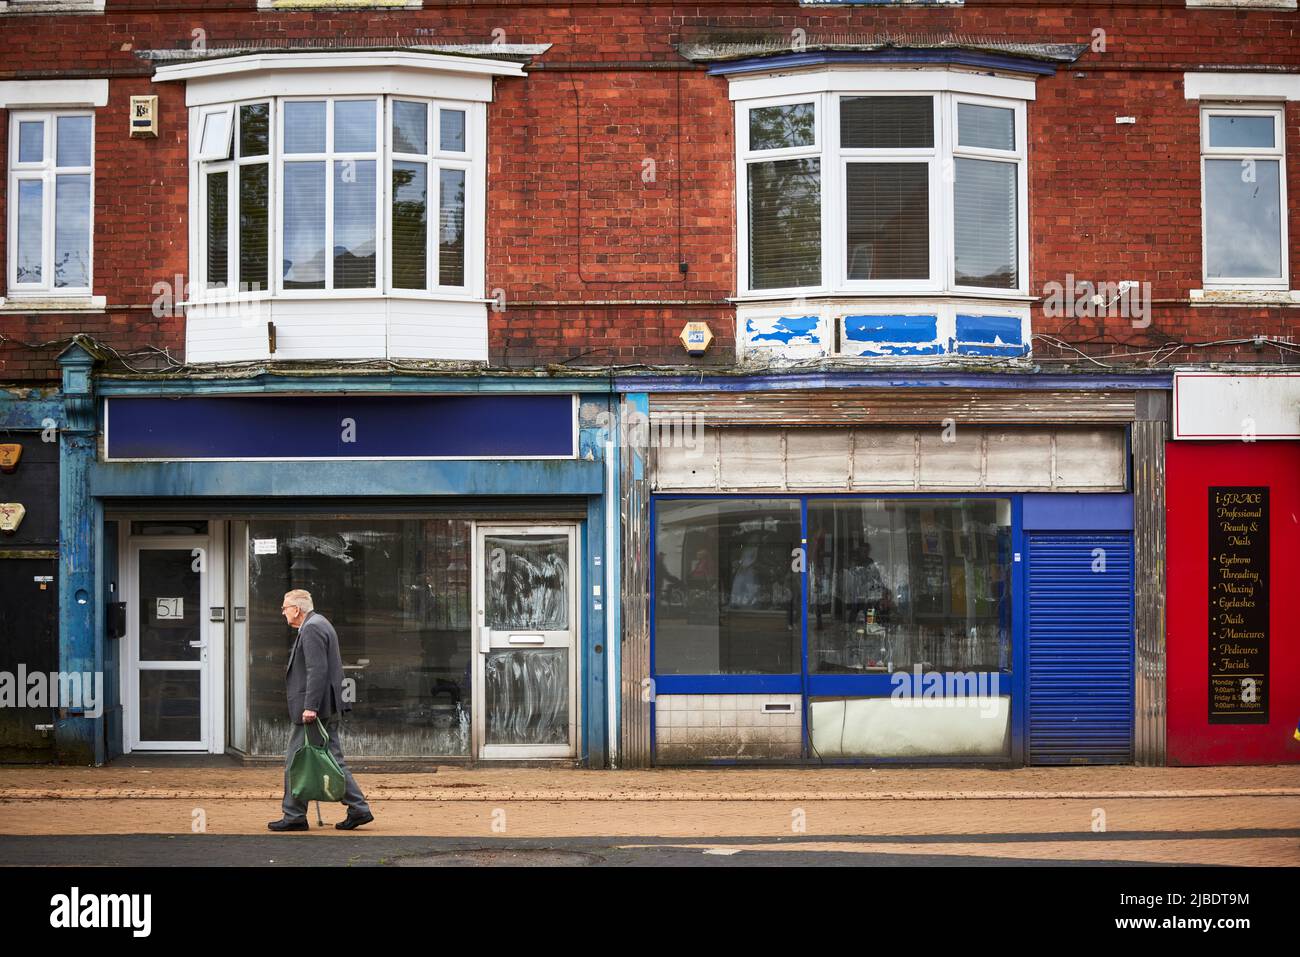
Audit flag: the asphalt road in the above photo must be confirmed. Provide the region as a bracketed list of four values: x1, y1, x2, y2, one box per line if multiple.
[4, 830, 1296, 867]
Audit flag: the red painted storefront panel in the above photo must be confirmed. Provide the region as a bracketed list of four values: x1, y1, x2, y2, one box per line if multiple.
[1166, 441, 1300, 765]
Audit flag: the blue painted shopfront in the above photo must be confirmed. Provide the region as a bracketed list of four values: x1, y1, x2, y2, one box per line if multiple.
[648, 491, 1135, 765]
[48, 341, 619, 766]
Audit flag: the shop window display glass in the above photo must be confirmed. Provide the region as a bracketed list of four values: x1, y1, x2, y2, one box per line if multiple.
[247, 518, 472, 756]
[808, 499, 1011, 674]
[654, 499, 802, 675]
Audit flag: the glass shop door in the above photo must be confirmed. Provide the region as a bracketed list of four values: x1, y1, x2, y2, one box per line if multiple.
[128, 538, 212, 751]
[473, 525, 579, 760]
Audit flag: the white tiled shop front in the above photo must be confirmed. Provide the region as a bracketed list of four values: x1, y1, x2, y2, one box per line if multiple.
[654, 694, 802, 762]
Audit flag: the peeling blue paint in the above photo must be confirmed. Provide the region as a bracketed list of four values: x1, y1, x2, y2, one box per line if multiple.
[955, 314, 1023, 345]
[855, 343, 946, 357]
[844, 314, 939, 344]
[954, 314, 1028, 357]
[746, 315, 821, 346]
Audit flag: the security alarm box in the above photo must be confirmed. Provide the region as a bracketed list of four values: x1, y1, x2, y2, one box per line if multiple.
[130, 96, 158, 138]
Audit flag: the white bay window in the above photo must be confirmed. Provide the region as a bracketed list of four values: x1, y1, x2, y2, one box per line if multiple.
[158, 51, 516, 362]
[195, 94, 474, 299]
[737, 88, 1027, 298]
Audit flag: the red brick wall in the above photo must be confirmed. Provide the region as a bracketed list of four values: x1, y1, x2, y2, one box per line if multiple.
[1, 3, 1298, 380]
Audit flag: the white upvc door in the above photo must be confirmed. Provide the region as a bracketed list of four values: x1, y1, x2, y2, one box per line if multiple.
[473, 524, 579, 760]
[127, 536, 215, 752]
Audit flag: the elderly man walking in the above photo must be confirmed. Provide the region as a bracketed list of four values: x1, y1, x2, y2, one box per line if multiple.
[268, 589, 374, 832]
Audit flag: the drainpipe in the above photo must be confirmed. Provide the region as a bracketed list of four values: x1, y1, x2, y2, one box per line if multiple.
[604, 391, 619, 768]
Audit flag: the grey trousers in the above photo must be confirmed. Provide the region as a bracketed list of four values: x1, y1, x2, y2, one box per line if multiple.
[281, 717, 371, 821]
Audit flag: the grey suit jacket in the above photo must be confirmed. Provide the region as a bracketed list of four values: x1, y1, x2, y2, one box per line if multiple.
[285, 611, 347, 725]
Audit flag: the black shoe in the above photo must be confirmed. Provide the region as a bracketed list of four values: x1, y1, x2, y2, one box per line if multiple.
[267, 818, 309, 832]
[334, 810, 374, 830]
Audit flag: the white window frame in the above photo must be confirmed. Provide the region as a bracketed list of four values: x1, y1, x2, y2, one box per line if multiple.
[6, 109, 94, 298]
[192, 93, 485, 303]
[1199, 104, 1288, 290]
[734, 87, 1028, 300]
[275, 95, 383, 296]
[386, 97, 473, 296]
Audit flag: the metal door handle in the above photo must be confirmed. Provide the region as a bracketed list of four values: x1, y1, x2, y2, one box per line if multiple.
[508, 634, 545, 645]
[188, 640, 206, 648]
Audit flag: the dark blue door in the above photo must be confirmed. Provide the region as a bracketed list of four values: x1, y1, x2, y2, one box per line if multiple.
[1026, 534, 1134, 764]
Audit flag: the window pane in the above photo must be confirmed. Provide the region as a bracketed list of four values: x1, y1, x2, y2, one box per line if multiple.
[748, 158, 821, 290]
[54, 174, 91, 289]
[1208, 114, 1275, 150]
[18, 121, 44, 163]
[247, 518, 473, 757]
[1205, 158, 1283, 279]
[239, 164, 269, 292]
[333, 100, 376, 153]
[282, 162, 326, 289]
[954, 158, 1018, 289]
[485, 649, 569, 746]
[199, 111, 231, 160]
[239, 103, 270, 158]
[438, 168, 465, 287]
[749, 103, 815, 151]
[392, 161, 428, 289]
[958, 103, 1015, 151]
[16, 180, 44, 284]
[392, 100, 427, 154]
[846, 163, 929, 281]
[653, 499, 802, 675]
[841, 97, 933, 149]
[483, 534, 569, 631]
[808, 499, 1011, 674]
[56, 115, 93, 167]
[440, 109, 466, 152]
[334, 159, 376, 289]
[283, 101, 326, 154]
[206, 170, 228, 287]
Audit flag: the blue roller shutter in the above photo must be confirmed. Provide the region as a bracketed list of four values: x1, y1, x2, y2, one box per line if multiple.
[1026, 534, 1134, 764]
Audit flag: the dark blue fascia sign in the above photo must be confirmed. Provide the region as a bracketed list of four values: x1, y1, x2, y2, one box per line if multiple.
[105, 394, 576, 460]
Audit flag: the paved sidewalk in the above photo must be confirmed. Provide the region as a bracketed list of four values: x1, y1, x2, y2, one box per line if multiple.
[1, 764, 1297, 801]
[3, 765, 1297, 863]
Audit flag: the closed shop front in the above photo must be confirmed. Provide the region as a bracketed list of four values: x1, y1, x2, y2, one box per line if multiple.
[62, 378, 618, 767]
[620, 380, 1161, 767]
[1166, 372, 1300, 765]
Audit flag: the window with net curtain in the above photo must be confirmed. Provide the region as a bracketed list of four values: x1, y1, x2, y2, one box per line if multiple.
[195, 96, 469, 296]
[742, 92, 1022, 294]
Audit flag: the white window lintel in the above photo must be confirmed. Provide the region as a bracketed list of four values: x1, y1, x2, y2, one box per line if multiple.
[1184, 72, 1300, 102]
[0, 78, 108, 109]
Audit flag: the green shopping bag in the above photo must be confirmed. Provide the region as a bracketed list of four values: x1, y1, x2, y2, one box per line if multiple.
[289, 718, 346, 803]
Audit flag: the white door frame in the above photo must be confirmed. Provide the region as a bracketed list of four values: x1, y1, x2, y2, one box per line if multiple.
[123, 528, 226, 753]
[472, 522, 580, 760]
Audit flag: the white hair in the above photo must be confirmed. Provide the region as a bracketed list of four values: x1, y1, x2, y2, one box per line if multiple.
[283, 589, 314, 614]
